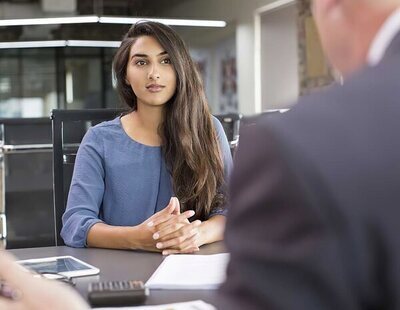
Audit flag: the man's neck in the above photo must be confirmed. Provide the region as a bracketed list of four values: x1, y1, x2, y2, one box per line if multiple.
[341, 4, 398, 77]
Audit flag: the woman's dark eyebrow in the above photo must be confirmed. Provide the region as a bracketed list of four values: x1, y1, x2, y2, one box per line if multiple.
[131, 51, 168, 59]
[132, 53, 148, 58]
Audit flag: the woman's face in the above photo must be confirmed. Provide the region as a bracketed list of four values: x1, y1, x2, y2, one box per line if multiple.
[125, 35, 177, 108]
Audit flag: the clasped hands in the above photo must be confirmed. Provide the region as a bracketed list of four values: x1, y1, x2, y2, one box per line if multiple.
[143, 197, 202, 255]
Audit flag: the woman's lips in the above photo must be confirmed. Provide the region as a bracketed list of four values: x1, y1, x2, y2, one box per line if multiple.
[146, 84, 165, 92]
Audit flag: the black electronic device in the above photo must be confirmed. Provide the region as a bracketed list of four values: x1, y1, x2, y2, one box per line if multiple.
[88, 280, 149, 307]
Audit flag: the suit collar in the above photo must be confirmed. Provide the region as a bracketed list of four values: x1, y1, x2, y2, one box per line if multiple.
[367, 7, 400, 66]
[383, 30, 400, 61]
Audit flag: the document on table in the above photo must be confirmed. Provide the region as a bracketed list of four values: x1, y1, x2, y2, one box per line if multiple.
[97, 300, 216, 309]
[145, 253, 230, 290]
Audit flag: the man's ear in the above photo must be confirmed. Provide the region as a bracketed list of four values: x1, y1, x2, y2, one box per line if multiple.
[315, 0, 344, 22]
[315, 0, 340, 13]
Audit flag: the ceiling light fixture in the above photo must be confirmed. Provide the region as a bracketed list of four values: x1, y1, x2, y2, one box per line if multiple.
[0, 40, 66, 49]
[0, 40, 121, 49]
[0, 16, 99, 27]
[0, 16, 226, 28]
[67, 40, 120, 48]
[98, 17, 227, 27]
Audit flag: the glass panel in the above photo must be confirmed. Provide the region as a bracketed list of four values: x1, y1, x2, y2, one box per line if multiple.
[0, 49, 57, 118]
[64, 57, 102, 109]
[64, 47, 101, 57]
[0, 57, 21, 118]
[21, 51, 57, 118]
[0, 47, 119, 116]
[104, 48, 120, 109]
[5, 152, 54, 249]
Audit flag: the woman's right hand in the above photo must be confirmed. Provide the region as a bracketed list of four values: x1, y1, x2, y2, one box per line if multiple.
[133, 197, 195, 251]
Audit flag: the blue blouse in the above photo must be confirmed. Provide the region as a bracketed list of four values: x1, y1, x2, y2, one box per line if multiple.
[61, 116, 233, 247]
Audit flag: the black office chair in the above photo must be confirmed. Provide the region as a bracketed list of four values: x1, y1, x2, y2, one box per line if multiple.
[51, 109, 125, 246]
[214, 113, 242, 157]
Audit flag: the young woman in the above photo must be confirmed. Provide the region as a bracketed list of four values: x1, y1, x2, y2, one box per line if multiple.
[61, 21, 233, 255]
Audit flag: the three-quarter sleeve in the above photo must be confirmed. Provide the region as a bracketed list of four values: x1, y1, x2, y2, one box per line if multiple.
[61, 128, 105, 247]
[209, 117, 233, 218]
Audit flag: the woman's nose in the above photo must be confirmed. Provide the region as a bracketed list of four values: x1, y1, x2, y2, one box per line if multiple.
[148, 65, 160, 80]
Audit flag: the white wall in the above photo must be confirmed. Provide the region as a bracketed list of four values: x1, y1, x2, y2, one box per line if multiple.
[260, 3, 298, 110]
[190, 48, 214, 106]
[191, 35, 237, 114]
[41, 0, 77, 13]
[0, 1, 76, 17]
[162, 0, 280, 115]
[0, 3, 42, 19]
[214, 36, 237, 113]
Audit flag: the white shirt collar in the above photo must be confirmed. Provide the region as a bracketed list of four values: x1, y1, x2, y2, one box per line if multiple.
[367, 7, 400, 66]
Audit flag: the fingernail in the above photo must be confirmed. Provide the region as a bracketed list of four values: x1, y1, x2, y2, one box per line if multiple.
[156, 242, 163, 249]
[162, 251, 168, 255]
[153, 233, 159, 240]
[188, 210, 195, 216]
[147, 221, 154, 227]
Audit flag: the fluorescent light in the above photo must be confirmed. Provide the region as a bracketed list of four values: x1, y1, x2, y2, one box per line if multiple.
[99, 16, 227, 27]
[0, 40, 120, 49]
[0, 40, 65, 49]
[0, 16, 98, 27]
[67, 40, 120, 48]
[66, 71, 73, 104]
[0, 15, 226, 28]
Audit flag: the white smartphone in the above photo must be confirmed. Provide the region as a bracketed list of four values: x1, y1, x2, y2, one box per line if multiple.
[17, 255, 100, 278]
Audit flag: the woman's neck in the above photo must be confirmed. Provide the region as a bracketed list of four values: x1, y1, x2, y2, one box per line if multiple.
[134, 103, 164, 134]
[120, 103, 164, 147]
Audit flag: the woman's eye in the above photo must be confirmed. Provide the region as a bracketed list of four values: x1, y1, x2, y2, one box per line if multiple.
[161, 58, 171, 64]
[135, 60, 146, 66]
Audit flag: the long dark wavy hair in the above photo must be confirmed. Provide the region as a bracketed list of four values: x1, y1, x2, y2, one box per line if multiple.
[113, 21, 226, 220]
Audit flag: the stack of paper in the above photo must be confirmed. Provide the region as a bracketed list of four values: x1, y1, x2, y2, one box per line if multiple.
[97, 300, 216, 310]
[145, 253, 230, 290]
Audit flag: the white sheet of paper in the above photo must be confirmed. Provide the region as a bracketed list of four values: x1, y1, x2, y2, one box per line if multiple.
[145, 253, 230, 290]
[96, 300, 216, 310]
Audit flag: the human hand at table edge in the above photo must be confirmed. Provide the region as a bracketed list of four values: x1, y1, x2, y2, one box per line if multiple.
[148, 197, 201, 255]
[154, 219, 202, 255]
[133, 197, 196, 252]
[151, 198, 226, 255]
[87, 197, 197, 252]
[0, 250, 89, 310]
[155, 213, 226, 255]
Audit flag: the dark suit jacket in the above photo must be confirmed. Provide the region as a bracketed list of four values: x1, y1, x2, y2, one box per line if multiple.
[218, 32, 400, 310]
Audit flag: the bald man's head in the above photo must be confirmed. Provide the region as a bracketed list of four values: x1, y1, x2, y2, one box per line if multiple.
[312, 0, 400, 77]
